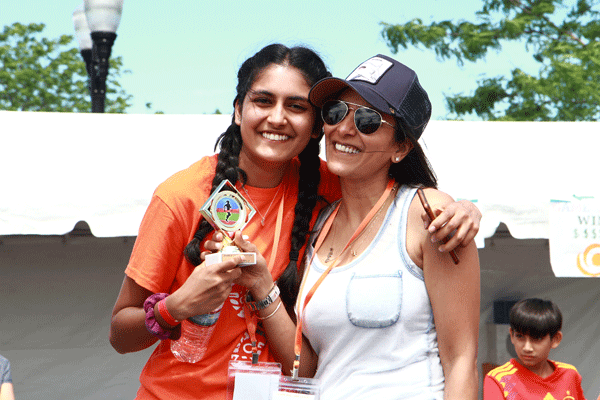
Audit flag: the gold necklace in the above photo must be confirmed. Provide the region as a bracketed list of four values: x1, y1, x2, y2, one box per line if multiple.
[242, 184, 282, 226]
[323, 220, 359, 263]
[325, 219, 371, 262]
[324, 184, 397, 263]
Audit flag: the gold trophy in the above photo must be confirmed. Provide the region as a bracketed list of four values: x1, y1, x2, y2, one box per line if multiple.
[200, 179, 257, 266]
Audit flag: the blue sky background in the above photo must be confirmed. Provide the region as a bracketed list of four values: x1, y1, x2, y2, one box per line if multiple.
[1, 0, 542, 119]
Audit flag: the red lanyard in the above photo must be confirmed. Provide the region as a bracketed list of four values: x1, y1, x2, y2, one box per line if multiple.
[242, 183, 286, 364]
[291, 180, 395, 378]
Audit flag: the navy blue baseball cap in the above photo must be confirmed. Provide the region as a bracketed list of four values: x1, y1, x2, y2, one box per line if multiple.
[309, 54, 432, 139]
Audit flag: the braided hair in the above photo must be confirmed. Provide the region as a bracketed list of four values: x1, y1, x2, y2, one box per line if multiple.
[183, 44, 331, 306]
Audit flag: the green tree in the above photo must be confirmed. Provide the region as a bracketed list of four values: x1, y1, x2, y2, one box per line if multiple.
[0, 22, 132, 113]
[381, 0, 600, 121]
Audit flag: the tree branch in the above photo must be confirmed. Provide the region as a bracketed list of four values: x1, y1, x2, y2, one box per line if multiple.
[509, 0, 586, 45]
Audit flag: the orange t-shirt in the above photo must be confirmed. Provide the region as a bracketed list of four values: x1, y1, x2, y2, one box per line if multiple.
[125, 154, 340, 400]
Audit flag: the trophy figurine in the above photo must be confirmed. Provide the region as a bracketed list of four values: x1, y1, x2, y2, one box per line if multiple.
[200, 179, 257, 266]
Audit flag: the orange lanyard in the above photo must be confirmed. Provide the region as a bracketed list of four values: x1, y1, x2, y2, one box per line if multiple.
[291, 180, 395, 378]
[243, 185, 286, 364]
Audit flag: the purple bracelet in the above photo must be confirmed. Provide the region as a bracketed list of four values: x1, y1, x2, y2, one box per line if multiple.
[144, 293, 181, 340]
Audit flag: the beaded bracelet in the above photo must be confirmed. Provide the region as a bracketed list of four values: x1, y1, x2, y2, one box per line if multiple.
[144, 293, 181, 340]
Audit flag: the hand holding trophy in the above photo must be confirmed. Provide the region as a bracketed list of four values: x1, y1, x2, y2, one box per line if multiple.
[171, 179, 257, 363]
[201, 179, 257, 266]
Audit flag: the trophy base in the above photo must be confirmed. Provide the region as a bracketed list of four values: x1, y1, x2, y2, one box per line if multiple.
[205, 252, 256, 267]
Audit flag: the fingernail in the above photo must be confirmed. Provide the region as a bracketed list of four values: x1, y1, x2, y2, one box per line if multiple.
[243, 235, 249, 240]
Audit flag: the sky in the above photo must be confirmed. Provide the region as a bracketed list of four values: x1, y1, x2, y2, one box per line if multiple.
[1, 0, 541, 119]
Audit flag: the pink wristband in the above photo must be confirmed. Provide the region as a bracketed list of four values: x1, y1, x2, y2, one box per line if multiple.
[144, 293, 181, 340]
[157, 298, 180, 327]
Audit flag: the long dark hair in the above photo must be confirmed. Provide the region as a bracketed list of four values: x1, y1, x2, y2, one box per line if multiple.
[389, 120, 437, 188]
[183, 43, 331, 308]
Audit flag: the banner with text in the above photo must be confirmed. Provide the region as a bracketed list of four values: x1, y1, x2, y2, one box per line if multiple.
[549, 199, 600, 277]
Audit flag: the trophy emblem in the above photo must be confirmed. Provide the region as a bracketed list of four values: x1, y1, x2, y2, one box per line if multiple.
[200, 179, 257, 266]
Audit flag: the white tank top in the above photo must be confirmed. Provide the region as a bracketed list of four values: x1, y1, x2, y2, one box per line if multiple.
[300, 185, 444, 400]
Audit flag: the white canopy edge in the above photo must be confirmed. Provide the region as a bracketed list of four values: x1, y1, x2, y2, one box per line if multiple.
[2, 111, 599, 247]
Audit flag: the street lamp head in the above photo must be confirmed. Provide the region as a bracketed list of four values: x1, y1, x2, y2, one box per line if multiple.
[79, 0, 124, 113]
[72, 5, 93, 51]
[84, 0, 124, 34]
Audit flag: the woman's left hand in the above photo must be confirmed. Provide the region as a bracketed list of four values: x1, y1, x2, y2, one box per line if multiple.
[422, 199, 481, 252]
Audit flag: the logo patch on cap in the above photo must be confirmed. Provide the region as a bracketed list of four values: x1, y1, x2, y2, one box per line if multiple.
[346, 56, 393, 84]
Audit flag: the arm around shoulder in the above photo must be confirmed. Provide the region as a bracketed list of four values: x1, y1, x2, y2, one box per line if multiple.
[422, 189, 481, 252]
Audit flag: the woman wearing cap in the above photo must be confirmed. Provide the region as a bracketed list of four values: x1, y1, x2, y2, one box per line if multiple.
[231, 54, 480, 399]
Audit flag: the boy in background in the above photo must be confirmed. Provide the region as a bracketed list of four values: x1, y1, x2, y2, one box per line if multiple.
[484, 298, 586, 399]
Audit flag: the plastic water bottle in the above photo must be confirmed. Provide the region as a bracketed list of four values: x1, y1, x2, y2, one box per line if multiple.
[171, 304, 223, 363]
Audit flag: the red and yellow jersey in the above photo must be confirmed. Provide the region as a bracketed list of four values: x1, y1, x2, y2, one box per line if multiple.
[483, 358, 586, 400]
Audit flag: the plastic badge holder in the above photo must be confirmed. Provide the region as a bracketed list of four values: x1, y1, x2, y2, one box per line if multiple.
[227, 360, 282, 400]
[274, 376, 320, 400]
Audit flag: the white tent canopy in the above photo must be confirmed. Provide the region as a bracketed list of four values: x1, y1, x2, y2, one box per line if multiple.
[2, 111, 599, 400]
[3, 111, 599, 242]
[2, 111, 231, 237]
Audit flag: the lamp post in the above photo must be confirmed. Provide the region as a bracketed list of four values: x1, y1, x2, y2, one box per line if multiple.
[73, 0, 123, 113]
[72, 5, 93, 98]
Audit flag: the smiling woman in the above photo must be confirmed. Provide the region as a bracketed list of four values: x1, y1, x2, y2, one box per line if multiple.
[301, 54, 479, 400]
[108, 44, 338, 400]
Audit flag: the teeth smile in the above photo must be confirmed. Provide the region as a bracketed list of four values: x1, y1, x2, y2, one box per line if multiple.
[262, 132, 288, 141]
[335, 143, 360, 154]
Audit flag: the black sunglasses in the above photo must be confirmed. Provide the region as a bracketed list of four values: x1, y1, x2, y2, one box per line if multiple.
[321, 100, 394, 135]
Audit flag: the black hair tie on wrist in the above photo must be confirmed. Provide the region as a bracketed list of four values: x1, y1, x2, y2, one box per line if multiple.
[289, 250, 299, 262]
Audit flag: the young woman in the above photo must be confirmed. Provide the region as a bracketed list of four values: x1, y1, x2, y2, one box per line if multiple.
[109, 45, 481, 399]
[228, 54, 480, 399]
